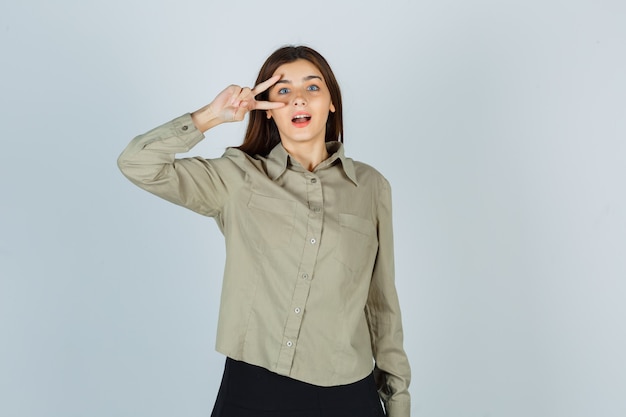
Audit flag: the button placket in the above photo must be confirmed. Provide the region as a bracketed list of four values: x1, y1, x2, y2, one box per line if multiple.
[276, 171, 324, 374]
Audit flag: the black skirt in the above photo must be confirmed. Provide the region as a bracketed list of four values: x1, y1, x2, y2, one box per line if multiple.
[211, 358, 386, 417]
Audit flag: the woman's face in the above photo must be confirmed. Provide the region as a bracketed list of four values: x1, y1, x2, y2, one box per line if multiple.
[266, 59, 335, 148]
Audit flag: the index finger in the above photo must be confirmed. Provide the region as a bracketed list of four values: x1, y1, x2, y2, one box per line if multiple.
[251, 74, 282, 96]
[254, 101, 286, 111]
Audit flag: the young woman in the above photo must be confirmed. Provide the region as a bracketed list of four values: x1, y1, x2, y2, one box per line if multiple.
[118, 46, 411, 417]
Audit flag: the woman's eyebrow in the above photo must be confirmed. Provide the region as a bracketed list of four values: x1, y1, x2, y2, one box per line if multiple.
[275, 75, 323, 84]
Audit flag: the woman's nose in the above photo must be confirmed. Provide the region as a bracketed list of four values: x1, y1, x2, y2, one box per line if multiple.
[293, 89, 307, 106]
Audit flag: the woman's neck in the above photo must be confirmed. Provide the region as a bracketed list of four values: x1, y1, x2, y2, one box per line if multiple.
[282, 140, 329, 172]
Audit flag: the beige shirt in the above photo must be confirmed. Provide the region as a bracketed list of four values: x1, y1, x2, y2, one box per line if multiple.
[118, 113, 411, 417]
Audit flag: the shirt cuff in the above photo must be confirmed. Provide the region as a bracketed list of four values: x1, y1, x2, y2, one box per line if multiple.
[385, 399, 411, 417]
[168, 113, 205, 150]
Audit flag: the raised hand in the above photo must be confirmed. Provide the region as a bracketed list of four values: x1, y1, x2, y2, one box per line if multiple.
[192, 75, 285, 132]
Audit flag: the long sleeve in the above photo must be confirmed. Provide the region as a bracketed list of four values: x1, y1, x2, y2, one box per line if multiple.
[366, 177, 411, 417]
[117, 113, 242, 217]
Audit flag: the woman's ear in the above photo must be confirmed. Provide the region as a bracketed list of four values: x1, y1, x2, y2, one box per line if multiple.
[266, 110, 272, 119]
[330, 103, 336, 113]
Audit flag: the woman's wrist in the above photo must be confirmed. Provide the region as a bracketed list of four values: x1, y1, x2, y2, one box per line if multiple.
[191, 104, 222, 133]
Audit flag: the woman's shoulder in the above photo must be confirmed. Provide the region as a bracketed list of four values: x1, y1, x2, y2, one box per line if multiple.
[349, 158, 391, 190]
[219, 147, 262, 164]
[219, 147, 271, 175]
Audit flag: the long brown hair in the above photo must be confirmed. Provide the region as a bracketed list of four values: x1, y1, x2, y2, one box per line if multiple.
[237, 46, 343, 157]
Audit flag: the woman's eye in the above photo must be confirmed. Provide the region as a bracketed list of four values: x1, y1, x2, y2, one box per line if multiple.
[307, 85, 320, 91]
[278, 87, 290, 94]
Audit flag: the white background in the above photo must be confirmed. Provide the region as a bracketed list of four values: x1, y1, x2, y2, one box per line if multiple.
[1, 1, 625, 416]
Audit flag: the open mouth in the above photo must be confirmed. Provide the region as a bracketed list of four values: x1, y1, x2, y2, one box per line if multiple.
[292, 113, 312, 125]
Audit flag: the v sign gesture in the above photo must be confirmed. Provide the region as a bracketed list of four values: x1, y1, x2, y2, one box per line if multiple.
[192, 75, 285, 132]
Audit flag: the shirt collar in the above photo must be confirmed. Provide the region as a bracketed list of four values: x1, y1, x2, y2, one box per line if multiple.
[266, 142, 358, 186]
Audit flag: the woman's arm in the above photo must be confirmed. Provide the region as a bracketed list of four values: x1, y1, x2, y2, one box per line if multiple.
[117, 76, 284, 216]
[366, 177, 412, 417]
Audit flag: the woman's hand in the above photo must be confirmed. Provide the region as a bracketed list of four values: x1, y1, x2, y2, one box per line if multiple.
[192, 75, 285, 132]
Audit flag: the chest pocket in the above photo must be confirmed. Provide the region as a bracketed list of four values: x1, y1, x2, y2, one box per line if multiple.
[333, 213, 378, 273]
[247, 193, 297, 250]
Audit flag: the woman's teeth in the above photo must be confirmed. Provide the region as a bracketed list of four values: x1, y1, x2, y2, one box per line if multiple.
[292, 114, 311, 123]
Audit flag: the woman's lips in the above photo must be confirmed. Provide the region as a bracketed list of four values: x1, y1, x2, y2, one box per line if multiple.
[291, 112, 312, 128]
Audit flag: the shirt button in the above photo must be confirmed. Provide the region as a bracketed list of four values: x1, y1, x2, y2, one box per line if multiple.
[302, 273, 309, 280]
[286, 341, 293, 347]
[310, 178, 317, 184]
[294, 308, 301, 314]
[310, 238, 316, 244]
[181, 125, 188, 131]
[313, 207, 321, 213]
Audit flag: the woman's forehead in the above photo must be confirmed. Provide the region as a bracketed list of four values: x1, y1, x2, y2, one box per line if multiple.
[272, 59, 324, 80]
